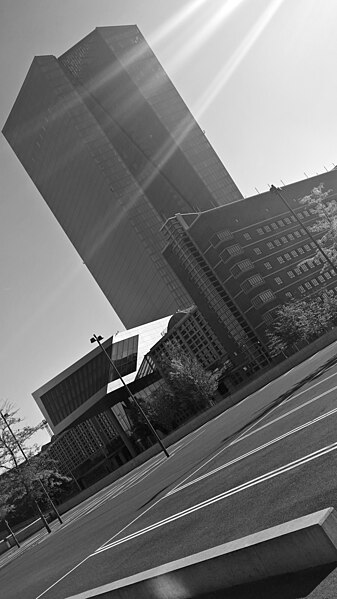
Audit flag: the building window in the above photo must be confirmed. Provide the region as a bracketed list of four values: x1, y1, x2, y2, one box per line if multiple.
[284, 217, 291, 225]
[254, 247, 262, 255]
[271, 222, 278, 230]
[312, 278, 319, 286]
[274, 239, 281, 247]
[277, 220, 285, 227]
[267, 241, 274, 250]
[277, 256, 285, 264]
[281, 236, 288, 244]
[249, 274, 264, 285]
[243, 232, 252, 240]
[305, 282, 312, 289]
[287, 270, 295, 278]
[284, 253, 291, 261]
[257, 227, 264, 235]
[301, 263, 309, 272]
[211, 229, 233, 245]
[252, 289, 275, 308]
[231, 259, 254, 278]
[274, 276, 282, 285]
[288, 234, 295, 241]
[285, 292, 293, 299]
[264, 262, 272, 270]
[221, 244, 243, 260]
[318, 275, 325, 283]
[241, 274, 264, 293]
[299, 285, 305, 294]
[291, 250, 298, 258]
[264, 225, 271, 233]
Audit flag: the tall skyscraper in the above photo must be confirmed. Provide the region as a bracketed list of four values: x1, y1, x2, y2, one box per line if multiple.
[3, 26, 242, 327]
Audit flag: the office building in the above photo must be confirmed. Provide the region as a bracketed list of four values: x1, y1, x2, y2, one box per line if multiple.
[149, 305, 228, 373]
[3, 26, 242, 327]
[32, 316, 171, 435]
[162, 170, 337, 383]
[33, 316, 173, 486]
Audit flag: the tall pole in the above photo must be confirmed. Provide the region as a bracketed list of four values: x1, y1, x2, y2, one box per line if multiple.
[4, 519, 20, 548]
[0, 411, 62, 526]
[270, 185, 337, 273]
[90, 334, 169, 458]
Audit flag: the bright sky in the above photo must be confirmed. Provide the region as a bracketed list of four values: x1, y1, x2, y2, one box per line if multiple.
[1, 0, 336, 447]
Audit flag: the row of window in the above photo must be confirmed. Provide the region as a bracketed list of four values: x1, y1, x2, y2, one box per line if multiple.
[298, 271, 334, 292]
[211, 208, 317, 249]
[265, 229, 307, 249]
[255, 210, 315, 235]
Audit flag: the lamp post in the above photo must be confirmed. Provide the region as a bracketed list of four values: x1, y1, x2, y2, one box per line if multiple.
[0, 411, 62, 529]
[90, 334, 170, 458]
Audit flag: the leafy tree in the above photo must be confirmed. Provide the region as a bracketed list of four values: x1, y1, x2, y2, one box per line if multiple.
[267, 290, 337, 355]
[0, 403, 69, 525]
[300, 183, 337, 269]
[129, 342, 219, 434]
[162, 341, 219, 412]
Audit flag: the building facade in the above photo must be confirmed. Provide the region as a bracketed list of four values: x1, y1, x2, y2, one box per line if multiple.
[33, 316, 171, 436]
[149, 305, 229, 373]
[3, 26, 242, 328]
[162, 170, 337, 382]
[33, 317, 171, 484]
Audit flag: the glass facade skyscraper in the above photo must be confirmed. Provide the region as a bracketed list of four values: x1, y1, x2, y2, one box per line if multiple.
[3, 26, 242, 327]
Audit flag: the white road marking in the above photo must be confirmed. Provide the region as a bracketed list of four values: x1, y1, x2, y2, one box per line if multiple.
[168, 404, 337, 495]
[94, 439, 337, 555]
[231, 381, 337, 446]
[164, 371, 337, 499]
[31, 348, 337, 595]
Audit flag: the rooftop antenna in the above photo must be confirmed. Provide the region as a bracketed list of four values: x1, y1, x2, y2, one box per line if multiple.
[304, 172, 309, 178]
[254, 187, 260, 194]
[280, 179, 285, 186]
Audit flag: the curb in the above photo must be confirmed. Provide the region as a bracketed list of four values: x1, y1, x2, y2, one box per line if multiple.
[65, 507, 337, 598]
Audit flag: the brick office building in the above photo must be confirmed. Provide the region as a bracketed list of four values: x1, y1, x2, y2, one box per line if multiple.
[162, 170, 337, 384]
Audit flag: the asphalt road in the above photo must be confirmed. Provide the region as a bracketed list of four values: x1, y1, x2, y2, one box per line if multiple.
[3, 339, 337, 599]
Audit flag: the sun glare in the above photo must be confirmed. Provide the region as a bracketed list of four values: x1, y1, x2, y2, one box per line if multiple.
[167, 0, 247, 72]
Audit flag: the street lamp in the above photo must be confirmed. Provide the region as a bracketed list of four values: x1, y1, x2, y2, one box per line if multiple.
[0, 411, 63, 530]
[90, 334, 170, 458]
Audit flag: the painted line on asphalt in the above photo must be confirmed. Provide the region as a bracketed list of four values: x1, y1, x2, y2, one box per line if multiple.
[162, 371, 337, 501]
[36, 351, 337, 596]
[93, 439, 337, 555]
[230, 380, 337, 447]
[167, 404, 337, 496]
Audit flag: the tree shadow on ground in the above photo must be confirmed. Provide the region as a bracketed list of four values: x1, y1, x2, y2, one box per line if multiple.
[137, 484, 170, 510]
[197, 564, 336, 598]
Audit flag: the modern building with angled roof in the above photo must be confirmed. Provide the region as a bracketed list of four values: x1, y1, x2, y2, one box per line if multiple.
[32, 315, 171, 436]
[3, 25, 242, 328]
